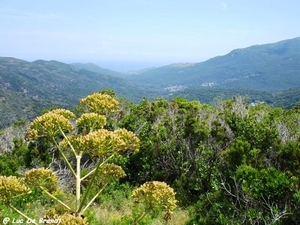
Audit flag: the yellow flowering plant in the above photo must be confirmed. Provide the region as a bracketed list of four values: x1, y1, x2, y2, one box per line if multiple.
[76, 112, 107, 133]
[0, 176, 32, 222]
[24, 168, 59, 194]
[29, 109, 75, 138]
[132, 181, 178, 224]
[0, 176, 30, 203]
[80, 93, 119, 115]
[0, 92, 140, 222]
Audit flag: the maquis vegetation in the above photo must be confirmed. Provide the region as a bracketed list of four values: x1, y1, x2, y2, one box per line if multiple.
[0, 92, 177, 224]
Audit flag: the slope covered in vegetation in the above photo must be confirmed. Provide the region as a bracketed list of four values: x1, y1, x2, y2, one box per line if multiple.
[1, 91, 300, 224]
[128, 37, 300, 92]
[0, 57, 147, 128]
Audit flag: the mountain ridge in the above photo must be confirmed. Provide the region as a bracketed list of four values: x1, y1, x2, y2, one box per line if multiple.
[1, 37, 300, 128]
[0, 57, 147, 128]
[71, 62, 126, 78]
[126, 37, 300, 92]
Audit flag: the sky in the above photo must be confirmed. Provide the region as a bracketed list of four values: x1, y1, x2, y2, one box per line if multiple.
[1, 0, 300, 71]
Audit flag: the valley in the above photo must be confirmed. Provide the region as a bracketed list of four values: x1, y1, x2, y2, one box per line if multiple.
[0, 37, 300, 128]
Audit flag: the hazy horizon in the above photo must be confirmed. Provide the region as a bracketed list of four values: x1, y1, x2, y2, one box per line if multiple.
[1, 0, 300, 71]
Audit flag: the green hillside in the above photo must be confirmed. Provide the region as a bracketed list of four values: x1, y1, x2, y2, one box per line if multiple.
[167, 88, 274, 104]
[1, 37, 300, 128]
[0, 57, 147, 128]
[167, 87, 300, 109]
[128, 37, 300, 92]
[71, 62, 126, 78]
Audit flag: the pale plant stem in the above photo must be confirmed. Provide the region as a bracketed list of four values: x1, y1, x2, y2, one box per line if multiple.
[77, 158, 102, 213]
[51, 137, 76, 178]
[58, 125, 83, 211]
[77, 154, 114, 213]
[39, 186, 71, 211]
[58, 126, 77, 156]
[9, 203, 38, 225]
[81, 183, 108, 214]
[81, 167, 97, 181]
[76, 154, 82, 212]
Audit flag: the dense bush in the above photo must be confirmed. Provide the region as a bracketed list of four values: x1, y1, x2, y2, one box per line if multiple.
[1, 91, 300, 224]
[118, 95, 300, 224]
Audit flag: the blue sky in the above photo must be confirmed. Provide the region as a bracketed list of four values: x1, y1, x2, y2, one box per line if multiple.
[1, 0, 299, 71]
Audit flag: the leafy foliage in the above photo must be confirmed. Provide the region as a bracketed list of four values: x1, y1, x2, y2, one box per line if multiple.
[116, 94, 300, 224]
[2, 90, 300, 224]
[0, 92, 142, 223]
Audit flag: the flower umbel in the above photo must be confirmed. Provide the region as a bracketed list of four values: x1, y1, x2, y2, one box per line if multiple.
[24, 168, 58, 193]
[28, 109, 75, 139]
[76, 113, 107, 133]
[0, 176, 30, 203]
[132, 181, 177, 215]
[80, 93, 119, 114]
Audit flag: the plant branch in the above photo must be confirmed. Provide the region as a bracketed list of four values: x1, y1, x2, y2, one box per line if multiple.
[39, 186, 72, 211]
[81, 183, 108, 214]
[77, 157, 102, 213]
[77, 154, 114, 213]
[81, 154, 115, 181]
[9, 203, 38, 225]
[58, 126, 77, 156]
[132, 207, 153, 225]
[76, 155, 82, 211]
[51, 136, 76, 178]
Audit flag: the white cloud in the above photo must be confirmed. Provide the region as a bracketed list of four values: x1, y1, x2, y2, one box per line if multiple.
[0, 7, 62, 22]
[221, 2, 228, 10]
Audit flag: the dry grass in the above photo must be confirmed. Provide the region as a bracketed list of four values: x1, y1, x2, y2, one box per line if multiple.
[147, 210, 190, 225]
[90, 202, 190, 225]
[165, 210, 190, 225]
[3, 184, 190, 225]
[91, 197, 133, 224]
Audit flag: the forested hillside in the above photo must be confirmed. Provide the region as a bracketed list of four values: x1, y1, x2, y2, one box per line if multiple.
[0, 57, 146, 128]
[128, 37, 300, 92]
[71, 62, 126, 78]
[1, 91, 300, 224]
[167, 87, 300, 109]
[1, 38, 300, 129]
